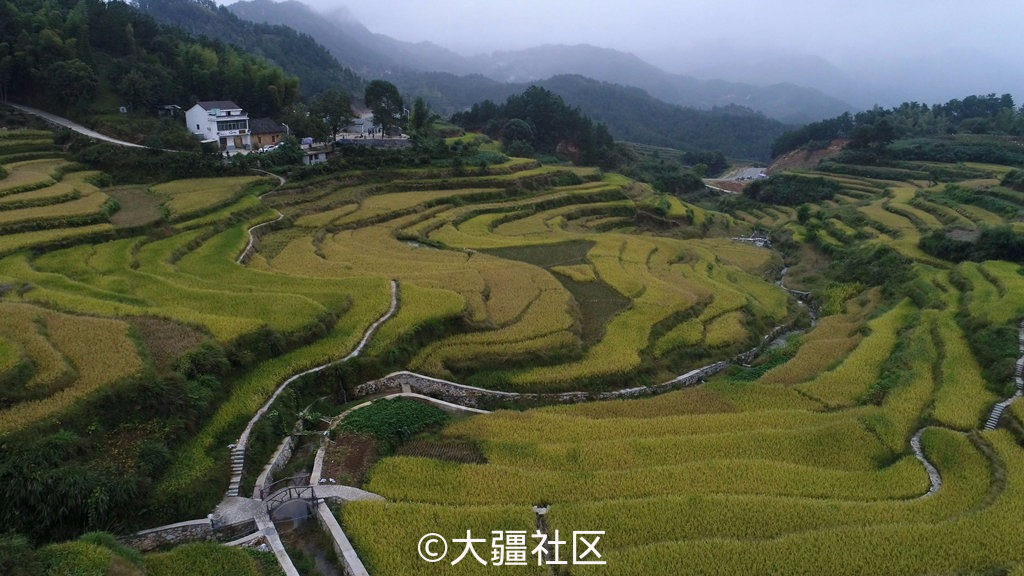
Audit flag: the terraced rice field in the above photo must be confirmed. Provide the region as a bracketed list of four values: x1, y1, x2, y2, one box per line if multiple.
[4, 126, 1024, 576]
[330, 159, 1024, 575]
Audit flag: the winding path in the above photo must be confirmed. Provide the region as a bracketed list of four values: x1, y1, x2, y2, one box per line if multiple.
[225, 279, 400, 497]
[984, 319, 1024, 430]
[7, 102, 175, 151]
[910, 428, 942, 497]
[237, 169, 287, 264]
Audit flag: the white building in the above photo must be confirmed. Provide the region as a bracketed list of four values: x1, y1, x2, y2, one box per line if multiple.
[185, 100, 251, 151]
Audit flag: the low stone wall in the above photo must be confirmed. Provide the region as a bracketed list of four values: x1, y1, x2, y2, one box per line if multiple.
[253, 434, 296, 499]
[354, 361, 729, 409]
[353, 323, 794, 410]
[215, 518, 259, 543]
[334, 138, 412, 150]
[122, 519, 214, 552]
[316, 501, 370, 576]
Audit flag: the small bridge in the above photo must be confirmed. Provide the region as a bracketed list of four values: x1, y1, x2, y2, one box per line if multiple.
[261, 475, 317, 514]
[259, 475, 310, 500]
[264, 485, 316, 514]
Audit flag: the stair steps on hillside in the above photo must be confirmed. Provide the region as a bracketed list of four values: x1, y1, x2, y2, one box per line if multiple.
[982, 320, 1024, 431]
[226, 447, 246, 497]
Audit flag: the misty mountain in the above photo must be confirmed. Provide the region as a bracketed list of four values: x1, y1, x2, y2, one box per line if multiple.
[135, 0, 363, 96]
[389, 72, 787, 160]
[465, 44, 853, 124]
[225, 0, 851, 124]
[647, 46, 879, 109]
[651, 43, 1024, 111]
[534, 75, 788, 160]
[228, 0, 474, 76]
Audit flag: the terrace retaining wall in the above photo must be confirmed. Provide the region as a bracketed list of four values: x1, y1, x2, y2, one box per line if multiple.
[353, 323, 791, 409]
[121, 519, 215, 552]
[334, 138, 412, 150]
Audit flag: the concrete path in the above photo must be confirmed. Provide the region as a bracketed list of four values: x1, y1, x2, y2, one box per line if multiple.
[312, 485, 384, 501]
[7, 102, 171, 150]
[226, 279, 400, 497]
[237, 169, 287, 264]
[910, 428, 942, 497]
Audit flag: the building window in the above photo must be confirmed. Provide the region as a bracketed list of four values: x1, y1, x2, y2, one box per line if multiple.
[217, 120, 248, 132]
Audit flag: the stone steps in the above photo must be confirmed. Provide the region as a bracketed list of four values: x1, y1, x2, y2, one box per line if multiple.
[226, 447, 246, 497]
[983, 320, 1024, 431]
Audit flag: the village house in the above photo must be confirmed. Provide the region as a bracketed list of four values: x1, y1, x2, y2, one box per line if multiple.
[185, 100, 251, 151]
[249, 117, 287, 149]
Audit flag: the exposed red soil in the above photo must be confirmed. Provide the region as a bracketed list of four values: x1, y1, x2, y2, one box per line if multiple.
[768, 139, 849, 174]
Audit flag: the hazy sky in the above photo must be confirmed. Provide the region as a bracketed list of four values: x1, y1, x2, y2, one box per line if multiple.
[292, 0, 1017, 64]
[220, 0, 1023, 105]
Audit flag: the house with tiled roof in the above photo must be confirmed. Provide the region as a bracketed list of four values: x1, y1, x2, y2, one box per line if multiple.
[185, 100, 251, 151]
[250, 117, 287, 149]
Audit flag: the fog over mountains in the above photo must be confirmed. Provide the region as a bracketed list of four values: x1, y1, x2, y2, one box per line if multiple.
[224, 0, 1024, 113]
[227, 0, 852, 124]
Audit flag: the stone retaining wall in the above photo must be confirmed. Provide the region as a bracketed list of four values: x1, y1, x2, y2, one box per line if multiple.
[354, 361, 729, 409]
[353, 324, 791, 409]
[253, 433, 296, 499]
[122, 519, 214, 552]
[316, 501, 370, 576]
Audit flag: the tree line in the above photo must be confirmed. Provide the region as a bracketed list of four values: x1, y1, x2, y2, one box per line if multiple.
[772, 94, 1024, 157]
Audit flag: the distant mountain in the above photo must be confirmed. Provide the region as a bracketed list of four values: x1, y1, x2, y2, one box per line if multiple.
[466, 44, 852, 124]
[228, 0, 474, 77]
[225, 0, 852, 124]
[534, 75, 788, 161]
[651, 44, 1024, 111]
[388, 72, 787, 160]
[136, 0, 362, 96]
[647, 45, 880, 109]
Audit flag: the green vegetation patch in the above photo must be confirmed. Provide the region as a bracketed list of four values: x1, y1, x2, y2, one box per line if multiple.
[744, 174, 841, 206]
[340, 398, 449, 448]
[146, 542, 283, 576]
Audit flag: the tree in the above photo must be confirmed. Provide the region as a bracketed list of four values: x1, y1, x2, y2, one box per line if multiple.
[409, 97, 436, 136]
[364, 80, 404, 136]
[45, 59, 97, 112]
[117, 68, 155, 110]
[501, 118, 533, 143]
[311, 89, 353, 142]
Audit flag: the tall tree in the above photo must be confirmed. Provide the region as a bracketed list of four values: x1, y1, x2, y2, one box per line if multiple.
[364, 79, 404, 136]
[311, 88, 353, 142]
[408, 96, 436, 136]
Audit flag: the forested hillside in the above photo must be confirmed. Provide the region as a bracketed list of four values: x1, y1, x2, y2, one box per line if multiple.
[0, 0, 299, 119]
[135, 0, 363, 97]
[538, 75, 788, 160]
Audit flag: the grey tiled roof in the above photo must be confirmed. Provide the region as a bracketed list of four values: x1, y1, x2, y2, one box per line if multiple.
[195, 100, 243, 111]
[249, 117, 285, 134]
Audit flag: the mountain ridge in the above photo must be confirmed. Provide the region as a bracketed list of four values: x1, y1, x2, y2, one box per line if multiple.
[226, 0, 853, 124]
